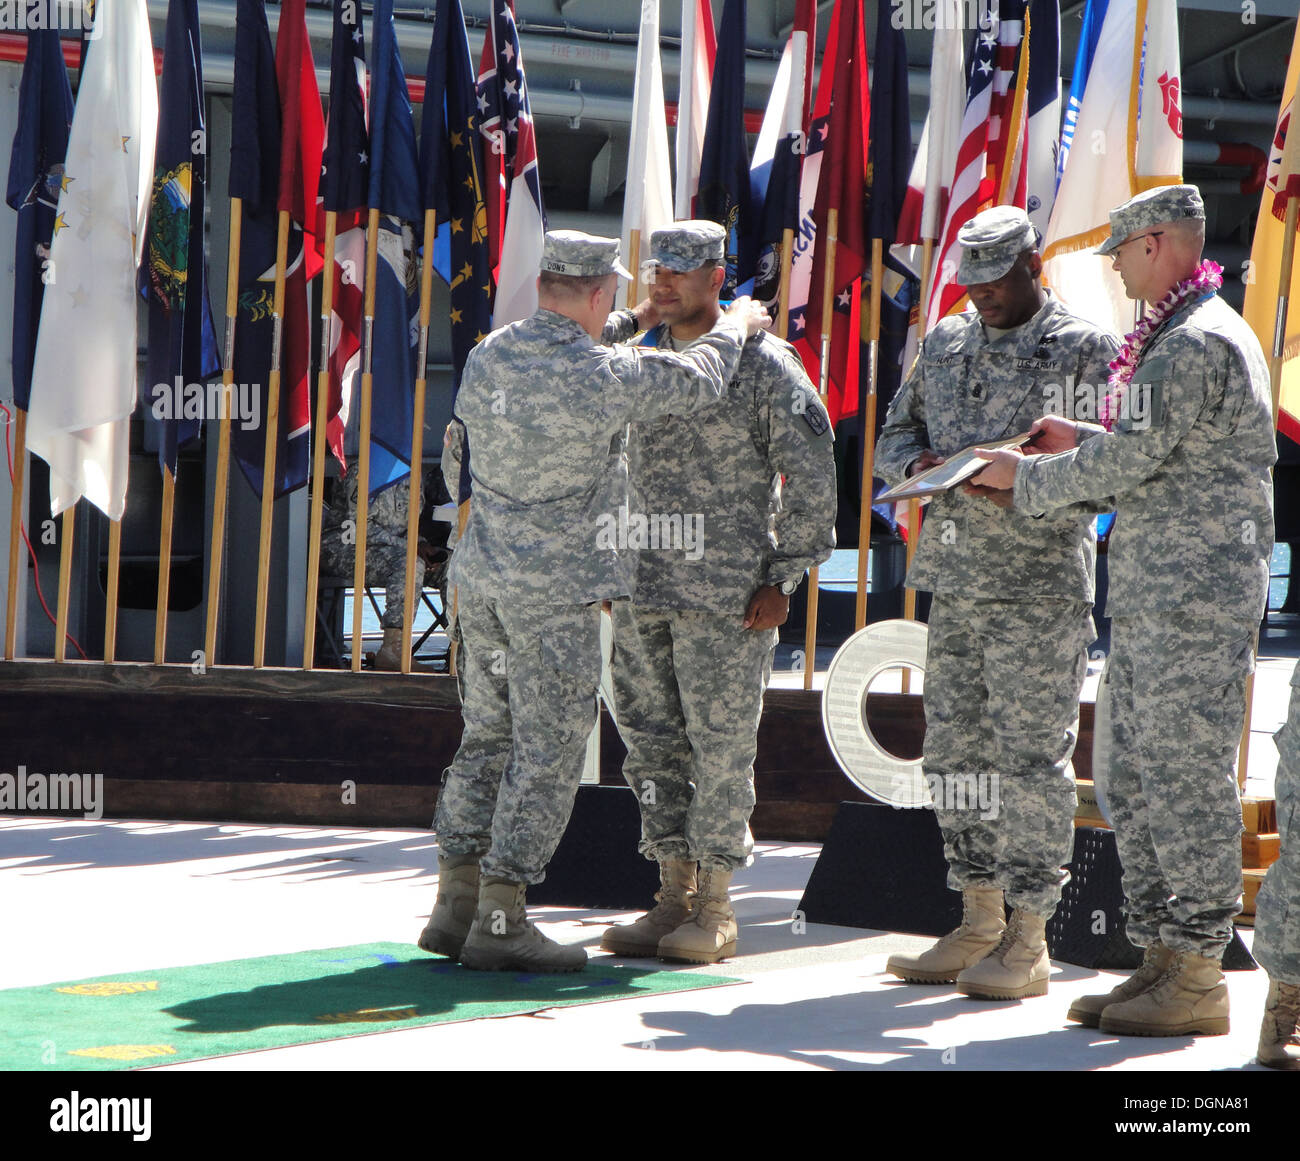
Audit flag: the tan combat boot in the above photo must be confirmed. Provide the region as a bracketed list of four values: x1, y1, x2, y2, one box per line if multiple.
[374, 627, 437, 672]
[459, 878, 587, 973]
[886, 886, 1005, 984]
[417, 854, 480, 959]
[1099, 949, 1230, 1036]
[374, 627, 405, 671]
[955, 908, 1051, 1000]
[658, 865, 737, 964]
[1257, 978, 1300, 1071]
[1066, 941, 1175, 1027]
[600, 859, 696, 956]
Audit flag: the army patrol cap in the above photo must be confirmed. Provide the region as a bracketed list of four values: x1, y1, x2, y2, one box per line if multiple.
[648, 220, 727, 272]
[1096, 184, 1205, 256]
[956, 206, 1040, 285]
[540, 229, 634, 279]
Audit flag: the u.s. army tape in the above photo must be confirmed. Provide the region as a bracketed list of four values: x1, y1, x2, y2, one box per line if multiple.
[821, 619, 930, 808]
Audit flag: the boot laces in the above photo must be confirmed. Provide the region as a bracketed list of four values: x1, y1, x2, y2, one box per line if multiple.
[1121, 944, 1169, 990]
[1143, 957, 1186, 998]
[1143, 951, 1218, 1001]
[935, 892, 998, 948]
[988, 911, 1025, 959]
[1270, 981, 1300, 1036]
[646, 887, 693, 924]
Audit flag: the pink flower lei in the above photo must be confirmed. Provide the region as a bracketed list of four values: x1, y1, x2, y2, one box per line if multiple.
[1098, 259, 1223, 430]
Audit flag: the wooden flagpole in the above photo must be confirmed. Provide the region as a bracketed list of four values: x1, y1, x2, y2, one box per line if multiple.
[902, 236, 935, 630]
[302, 210, 339, 670]
[104, 516, 122, 662]
[54, 507, 74, 662]
[252, 209, 292, 669]
[627, 228, 642, 309]
[153, 467, 176, 662]
[400, 207, 438, 674]
[5, 408, 27, 659]
[776, 226, 795, 339]
[804, 207, 838, 691]
[204, 198, 243, 666]
[855, 237, 883, 630]
[895, 236, 936, 696]
[1238, 194, 1300, 787]
[350, 207, 381, 672]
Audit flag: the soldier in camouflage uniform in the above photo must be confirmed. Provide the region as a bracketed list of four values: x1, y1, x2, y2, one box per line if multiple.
[974, 185, 1276, 1035]
[319, 471, 424, 670]
[417, 230, 768, 973]
[1255, 671, 1300, 1068]
[596, 222, 837, 965]
[876, 206, 1119, 1000]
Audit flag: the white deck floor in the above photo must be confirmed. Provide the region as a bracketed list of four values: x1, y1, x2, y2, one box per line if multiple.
[1, 645, 1294, 1081]
[0, 819, 1279, 1075]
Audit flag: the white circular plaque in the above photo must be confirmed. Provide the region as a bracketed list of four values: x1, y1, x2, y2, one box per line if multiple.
[820, 618, 931, 808]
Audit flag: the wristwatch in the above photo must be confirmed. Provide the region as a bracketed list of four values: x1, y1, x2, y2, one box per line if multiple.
[778, 577, 800, 596]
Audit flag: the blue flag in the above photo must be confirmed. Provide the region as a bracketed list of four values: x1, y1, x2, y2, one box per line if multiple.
[7, 29, 73, 415]
[696, 0, 754, 297]
[1058, 0, 1109, 191]
[421, 0, 492, 386]
[867, 0, 908, 249]
[321, 0, 368, 215]
[368, 0, 421, 223]
[420, 0, 493, 503]
[143, 0, 222, 475]
[366, 219, 420, 497]
[864, 0, 915, 535]
[366, 0, 422, 497]
[229, 0, 298, 500]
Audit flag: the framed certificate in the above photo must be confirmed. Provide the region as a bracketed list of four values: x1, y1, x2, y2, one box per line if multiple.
[876, 431, 1040, 503]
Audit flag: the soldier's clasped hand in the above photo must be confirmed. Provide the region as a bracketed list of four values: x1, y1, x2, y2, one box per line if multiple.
[723, 295, 773, 338]
[742, 585, 790, 631]
[631, 297, 662, 332]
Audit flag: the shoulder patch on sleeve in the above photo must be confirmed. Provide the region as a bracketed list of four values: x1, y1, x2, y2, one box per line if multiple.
[801, 390, 830, 436]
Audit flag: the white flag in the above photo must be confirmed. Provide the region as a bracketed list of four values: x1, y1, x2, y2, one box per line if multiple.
[26, 0, 158, 521]
[744, 23, 807, 305]
[1043, 0, 1182, 337]
[674, 0, 714, 218]
[622, 0, 673, 302]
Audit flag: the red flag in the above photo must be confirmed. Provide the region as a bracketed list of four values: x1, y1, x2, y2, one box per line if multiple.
[802, 0, 869, 426]
[273, 0, 325, 478]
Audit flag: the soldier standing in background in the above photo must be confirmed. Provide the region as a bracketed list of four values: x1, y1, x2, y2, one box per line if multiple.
[418, 230, 769, 973]
[319, 471, 425, 671]
[877, 206, 1119, 1001]
[598, 221, 837, 965]
[974, 185, 1276, 1035]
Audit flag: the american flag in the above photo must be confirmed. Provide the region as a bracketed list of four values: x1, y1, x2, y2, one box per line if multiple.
[926, 0, 1027, 331]
[477, 0, 546, 325]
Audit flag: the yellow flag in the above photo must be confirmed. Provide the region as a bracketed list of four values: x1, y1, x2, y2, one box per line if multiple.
[1243, 17, 1300, 438]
